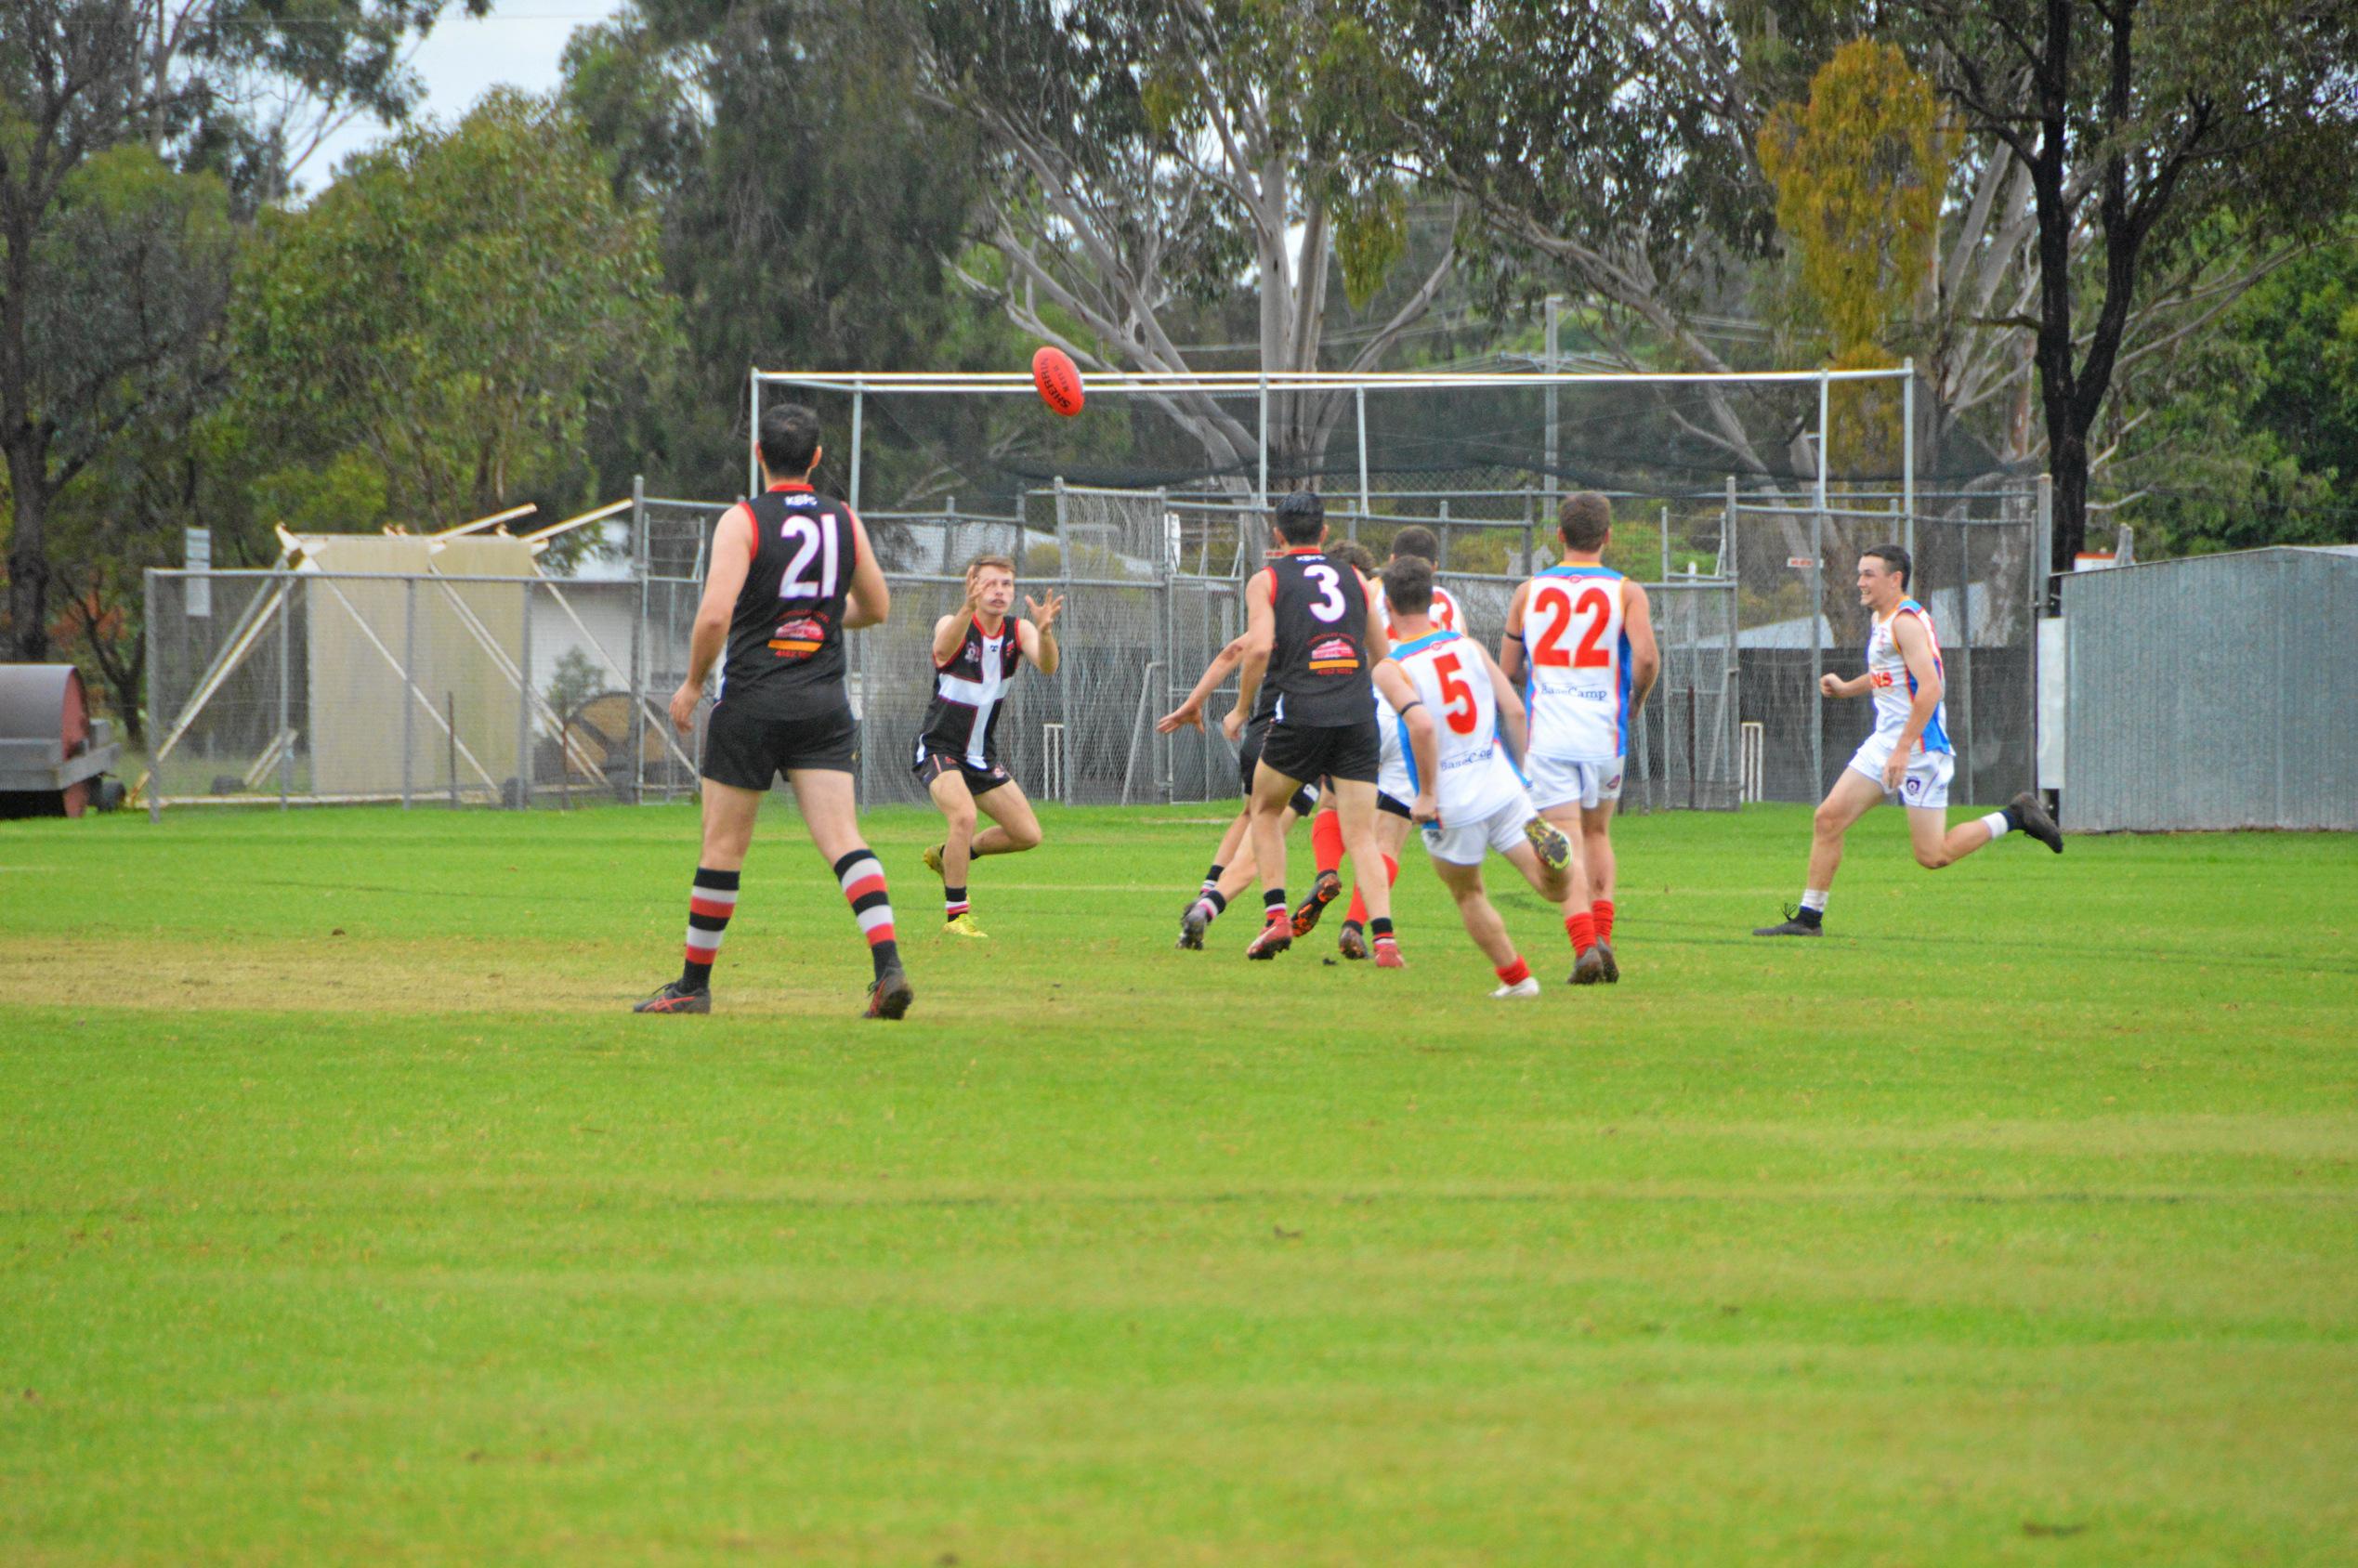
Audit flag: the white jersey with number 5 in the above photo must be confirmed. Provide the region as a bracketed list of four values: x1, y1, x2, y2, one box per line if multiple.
[1390, 630, 1524, 823]
[1521, 565, 1631, 763]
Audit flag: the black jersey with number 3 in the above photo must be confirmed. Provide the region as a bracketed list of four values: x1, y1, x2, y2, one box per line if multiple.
[1264, 547, 1374, 726]
[719, 482, 858, 720]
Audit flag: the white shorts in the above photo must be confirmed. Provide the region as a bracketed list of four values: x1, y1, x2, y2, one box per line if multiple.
[1421, 791, 1540, 867]
[1526, 753, 1624, 812]
[1846, 733, 1955, 810]
[1376, 724, 1413, 807]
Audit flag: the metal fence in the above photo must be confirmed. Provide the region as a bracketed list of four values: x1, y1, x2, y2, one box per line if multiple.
[148, 477, 2060, 816]
[2060, 546, 2358, 831]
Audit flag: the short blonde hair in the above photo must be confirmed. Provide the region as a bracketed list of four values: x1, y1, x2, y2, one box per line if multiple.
[964, 553, 1015, 581]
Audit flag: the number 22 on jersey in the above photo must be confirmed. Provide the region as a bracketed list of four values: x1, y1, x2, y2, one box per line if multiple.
[1530, 581, 1614, 669]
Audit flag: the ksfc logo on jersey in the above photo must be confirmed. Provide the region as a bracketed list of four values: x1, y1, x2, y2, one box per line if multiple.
[1308, 635, 1360, 674]
[768, 612, 831, 660]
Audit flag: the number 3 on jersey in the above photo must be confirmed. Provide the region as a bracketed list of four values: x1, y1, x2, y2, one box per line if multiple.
[1432, 651, 1479, 734]
[1532, 582, 1613, 669]
[1302, 562, 1348, 623]
[777, 515, 840, 601]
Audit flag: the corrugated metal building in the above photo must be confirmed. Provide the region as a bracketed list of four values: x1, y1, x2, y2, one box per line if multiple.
[2061, 546, 2358, 831]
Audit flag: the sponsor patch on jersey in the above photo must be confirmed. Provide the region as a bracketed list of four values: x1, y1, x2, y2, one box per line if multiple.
[1307, 635, 1360, 673]
[768, 613, 829, 658]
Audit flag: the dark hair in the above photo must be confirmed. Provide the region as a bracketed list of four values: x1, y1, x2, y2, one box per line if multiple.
[1274, 489, 1326, 544]
[758, 403, 822, 476]
[1389, 525, 1441, 564]
[1558, 491, 1612, 552]
[1381, 555, 1434, 617]
[1862, 543, 1911, 588]
[1329, 540, 1378, 577]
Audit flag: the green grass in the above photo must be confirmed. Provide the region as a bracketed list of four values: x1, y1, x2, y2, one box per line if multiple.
[3, 801, 2355, 1565]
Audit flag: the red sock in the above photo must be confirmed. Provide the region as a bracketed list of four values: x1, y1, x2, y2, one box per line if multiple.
[1495, 955, 1531, 986]
[1312, 810, 1344, 877]
[1593, 898, 1615, 945]
[1565, 911, 1596, 954]
[1344, 855, 1396, 926]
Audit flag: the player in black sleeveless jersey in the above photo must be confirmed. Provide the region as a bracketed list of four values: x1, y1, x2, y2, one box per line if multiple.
[1225, 490, 1405, 964]
[633, 402, 913, 1019]
[913, 554, 1062, 938]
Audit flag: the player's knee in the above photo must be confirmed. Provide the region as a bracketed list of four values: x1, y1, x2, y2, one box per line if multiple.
[1913, 843, 1951, 870]
[1812, 803, 1846, 837]
[944, 805, 977, 836]
[1005, 817, 1042, 851]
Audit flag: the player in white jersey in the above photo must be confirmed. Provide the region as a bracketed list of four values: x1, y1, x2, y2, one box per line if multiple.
[1290, 529, 1567, 957]
[1373, 557, 1588, 996]
[1753, 544, 2062, 936]
[1500, 492, 1658, 981]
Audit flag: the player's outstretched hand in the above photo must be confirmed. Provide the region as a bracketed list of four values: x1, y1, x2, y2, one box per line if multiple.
[669, 680, 701, 737]
[1819, 672, 1845, 699]
[1025, 590, 1065, 634]
[1157, 699, 1204, 735]
[1220, 705, 1248, 744]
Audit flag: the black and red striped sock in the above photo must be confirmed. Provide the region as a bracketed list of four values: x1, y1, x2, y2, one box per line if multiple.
[944, 885, 969, 921]
[680, 867, 739, 989]
[833, 849, 899, 980]
[1263, 886, 1288, 922]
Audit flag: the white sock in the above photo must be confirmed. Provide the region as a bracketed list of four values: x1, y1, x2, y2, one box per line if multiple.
[1800, 888, 1828, 913]
[1979, 812, 2011, 842]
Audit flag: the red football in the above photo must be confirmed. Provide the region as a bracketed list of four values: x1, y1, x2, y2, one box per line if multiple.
[1031, 346, 1084, 416]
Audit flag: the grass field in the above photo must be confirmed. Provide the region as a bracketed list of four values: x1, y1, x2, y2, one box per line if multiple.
[4, 799, 2355, 1565]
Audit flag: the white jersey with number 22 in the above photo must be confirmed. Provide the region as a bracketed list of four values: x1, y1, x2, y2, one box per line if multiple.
[1522, 565, 1631, 763]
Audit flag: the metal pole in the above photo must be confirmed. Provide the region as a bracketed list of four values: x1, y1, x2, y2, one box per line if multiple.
[1257, 373, 1270, 506]
[1522, 494, 1535, 579]
[277, 582, 292, 809]
[2032, 476, 2052, 793]
[1901, 358, 1917, 558]
[446, 692, 459, 808]
[1660, 501, 1671, 583]
[1544, 295, 1562, 528]
[630, 477, 647, 805]
[1055, 477, 1075, 806]
[516, 581, 533, 810]
[144, 568, 162, 822]
[747, 369, 761, 499]
[1810, 500, 1825, 800]
[848, 383, 864, 514]
[401, 578, 415, 810]
[1356, 385, 1371, 523]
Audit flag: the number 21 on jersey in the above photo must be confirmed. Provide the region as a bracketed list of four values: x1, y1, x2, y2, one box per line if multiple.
[1530, 581, 1614, 669]
[777, 515, 840, 601]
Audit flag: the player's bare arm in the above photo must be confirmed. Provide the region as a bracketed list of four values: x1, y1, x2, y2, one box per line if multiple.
[673, 505, 755, 735]
[1227, 573, 1277, 743]
[1498, 581, 1530, 686]
[1479, 643, 1530, 766]
[841, 509, 891, 630]
[1019, 589, 1063, 675]
[1622, 581, 1661, 708]
[1158, 636, 1248, 733]
[1883, 612, 1945, 791]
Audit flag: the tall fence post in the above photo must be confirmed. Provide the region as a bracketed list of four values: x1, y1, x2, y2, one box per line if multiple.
[1055, 477, 1075, 806]
[1660, 501, 1671, 583]
[1436, 499, 1449, 571]
[2033, 473, 2055, 796]
[848, 382, 865, 514]
[401, 577, 416, 810]
[1810, 498, 1826, 802]
[630, 477, 648, 805]
[1257, 375, 1270, 507]
[277, 582, 293, 809]
[1356, 385, 1371, 524]
[516, 580, 534, 810]
[1543, 294, 1561, 528]
[1902, 359, 1918, 559]
[1723, 474, 1737, 577]
[144, 568, 163, 822]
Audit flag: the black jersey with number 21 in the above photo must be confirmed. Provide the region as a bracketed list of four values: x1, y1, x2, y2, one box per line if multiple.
[719, 482, 858, 720]
[1264, 547, 1374, 726]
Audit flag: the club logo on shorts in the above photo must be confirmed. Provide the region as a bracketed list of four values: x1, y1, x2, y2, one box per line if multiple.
[1904, 776, 1922, 797]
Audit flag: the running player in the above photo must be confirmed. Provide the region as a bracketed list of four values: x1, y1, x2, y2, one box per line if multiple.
[1159, 638, 1322, 947]
[914, 554, 1063, 938]
[1376, 556, 1579, 996]
[1753, 545, 2061, 935]
[1500, 492, 1659, 982]
[635, 402, 911, 1018]
[1227, 490, 1398, 962]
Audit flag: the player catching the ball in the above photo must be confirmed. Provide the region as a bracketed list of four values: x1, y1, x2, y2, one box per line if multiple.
[915, 555, 1062, 938]
[635, 402, 912, 1018]
[1753, 544, 2061, 936]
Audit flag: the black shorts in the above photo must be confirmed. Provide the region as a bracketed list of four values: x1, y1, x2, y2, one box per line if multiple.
[913, 746, 1013, 798]
[1377, 790, 1411, 819]
[1259, 719, 1381, 788]
[701, 700, 858, 789]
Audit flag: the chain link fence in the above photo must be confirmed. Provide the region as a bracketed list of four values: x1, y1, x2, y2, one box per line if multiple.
[144, 478, 2035, 815]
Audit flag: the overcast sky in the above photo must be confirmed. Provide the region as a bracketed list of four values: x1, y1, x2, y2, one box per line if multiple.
[303, 1, 626, 186]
